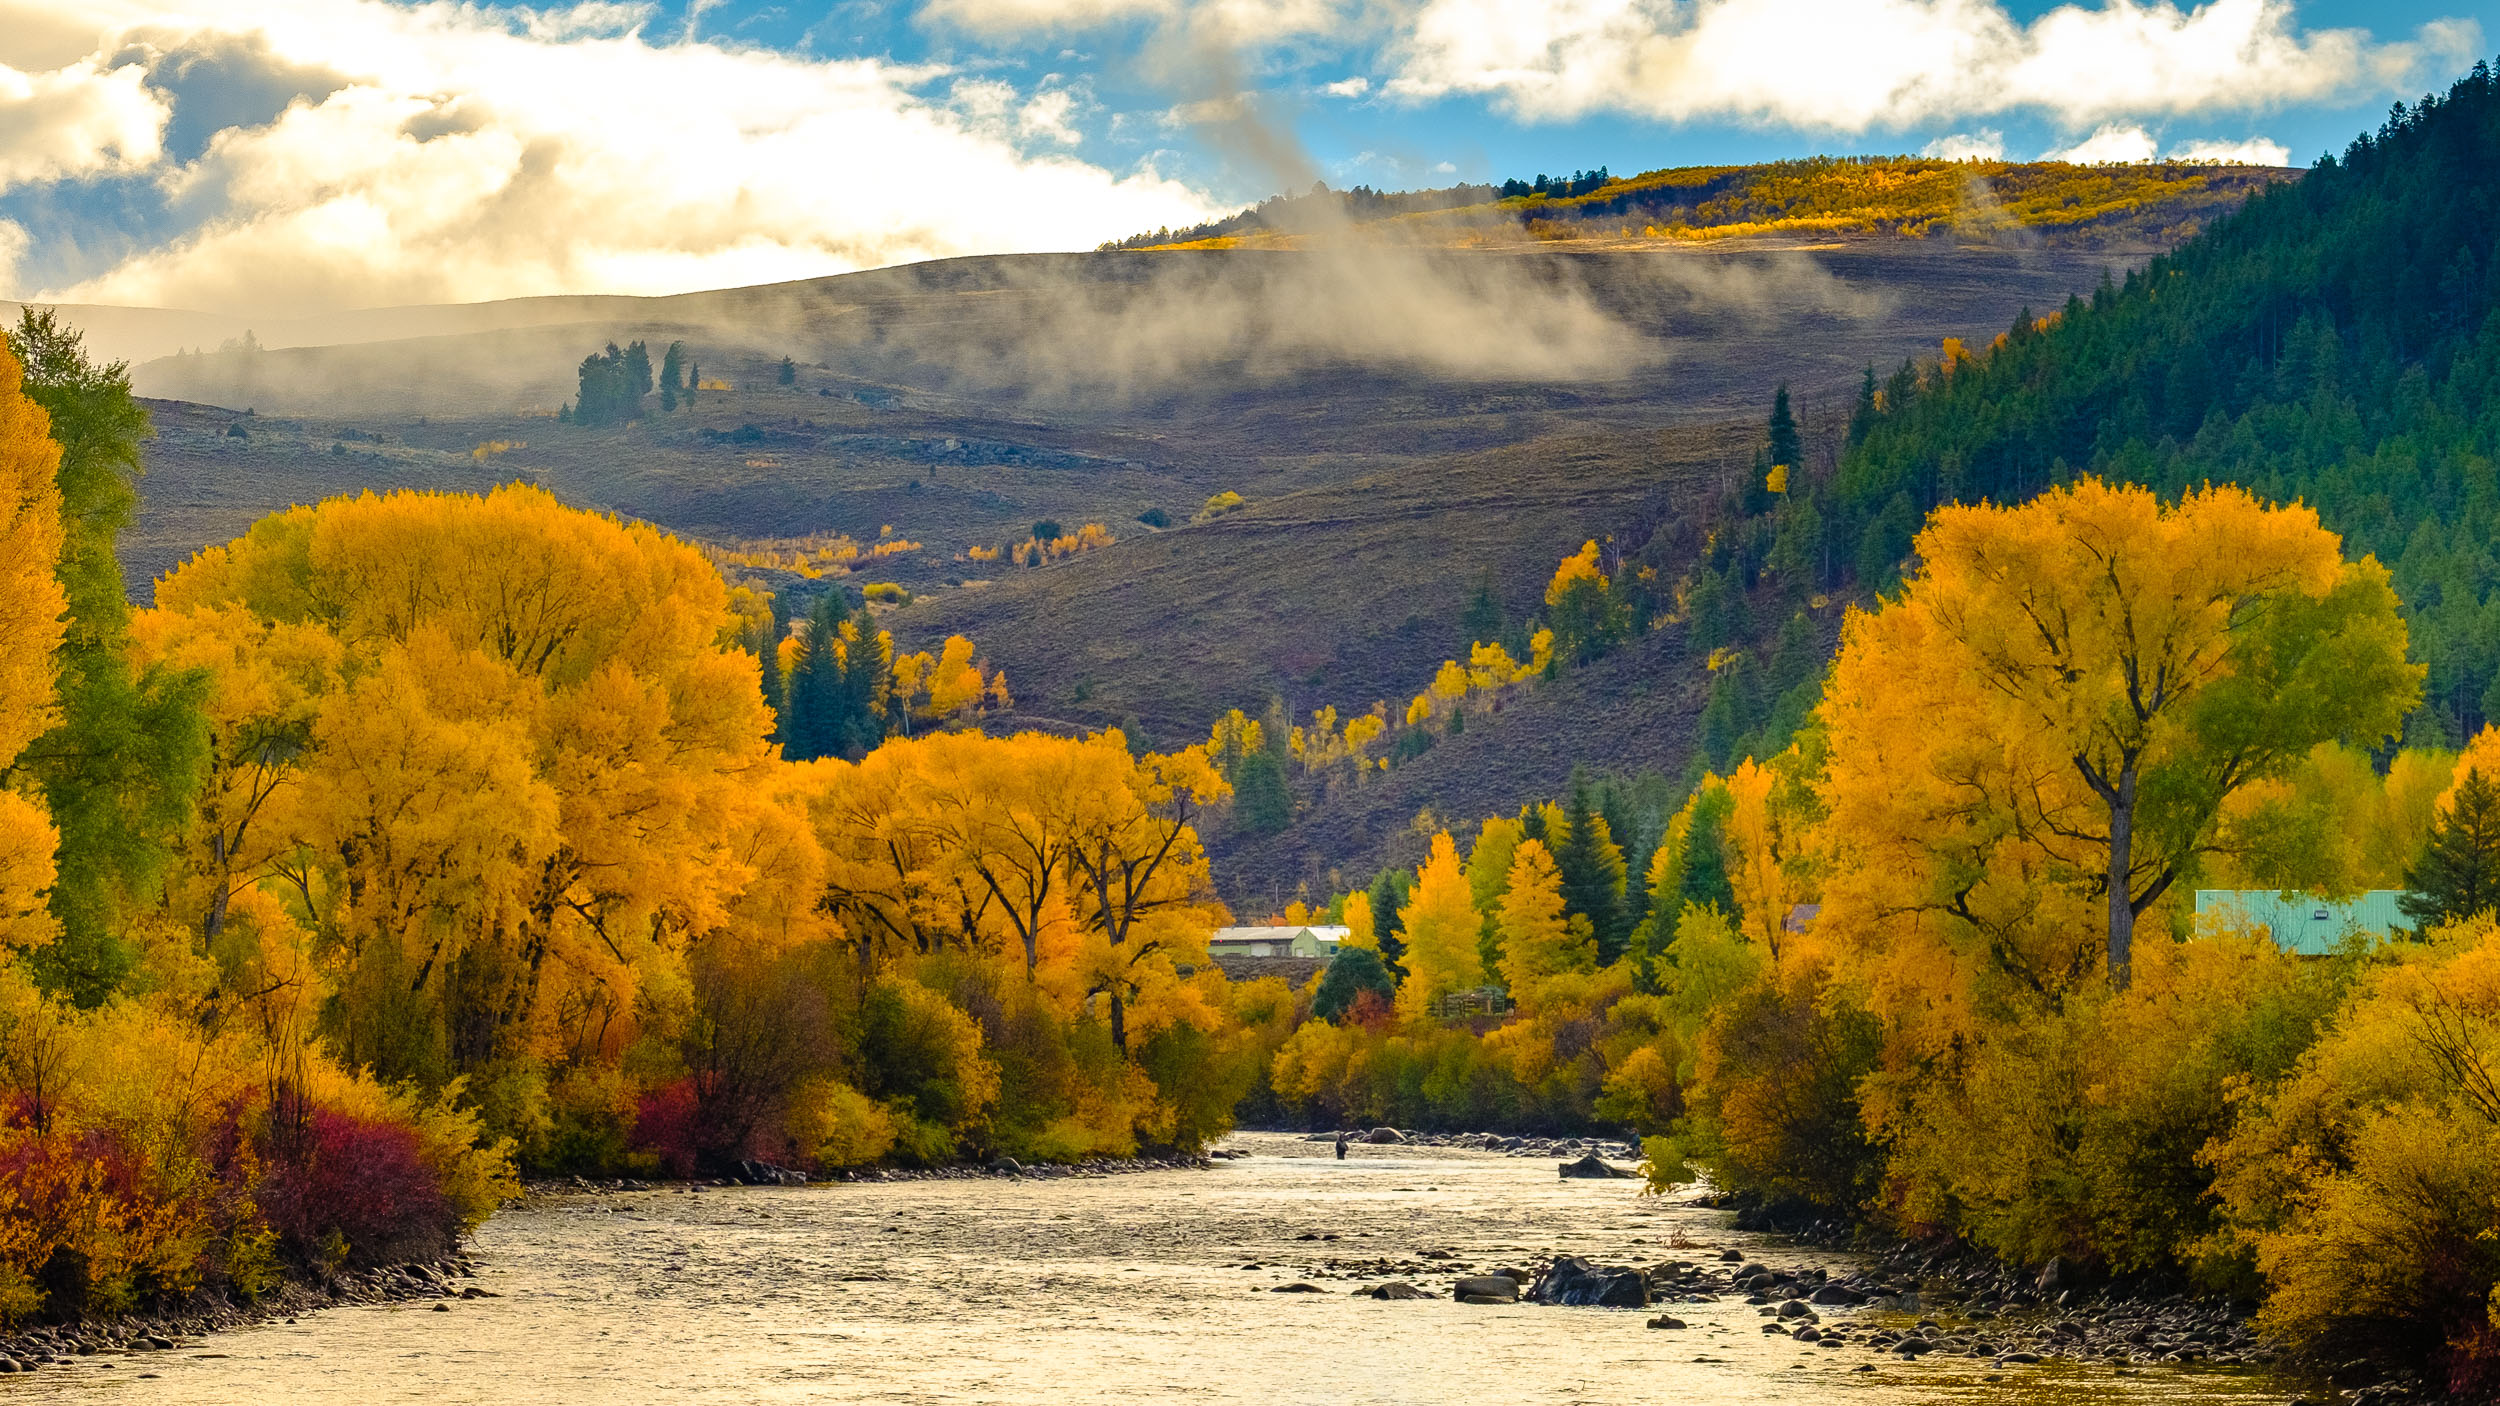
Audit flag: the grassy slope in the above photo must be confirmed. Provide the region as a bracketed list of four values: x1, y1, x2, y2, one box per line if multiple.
[112, 234, 2198, 900]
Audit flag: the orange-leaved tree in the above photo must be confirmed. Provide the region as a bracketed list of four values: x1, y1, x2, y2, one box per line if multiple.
[1819, 478, 2416, 994]
[135, 484, 784, 1081]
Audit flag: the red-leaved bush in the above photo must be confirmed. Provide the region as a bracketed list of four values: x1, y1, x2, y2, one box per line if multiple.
[630, 1078, 700, 1180]
[255, 1105, 454, 1268]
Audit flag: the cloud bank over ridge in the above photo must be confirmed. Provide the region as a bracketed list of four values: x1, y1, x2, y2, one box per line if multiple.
[0, 0, 2477, 315]
[0, 0, 1219, 315]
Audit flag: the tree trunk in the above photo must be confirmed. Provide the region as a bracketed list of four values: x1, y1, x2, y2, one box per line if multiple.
[1109, 988, 1126, 1054]
[2107, 767, 2137, 992]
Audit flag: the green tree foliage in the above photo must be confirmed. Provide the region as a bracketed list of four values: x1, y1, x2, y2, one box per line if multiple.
[1364, 867, 1411, 976]
[2401, 767, 2500, 927]
[3, 309, 208, 1003]
[781, 589, 890, 761]
[1461, 571, 1505, 647]
[1311, 946, 1395, 1021]
[1231, 749, 1292, 835]
[1554, 771, 1630, 964]
[777, 357, 797, 387]
[569, 341, 652, 427]
[1829, 63, 2500, 738]
[659, 341, 687, 412]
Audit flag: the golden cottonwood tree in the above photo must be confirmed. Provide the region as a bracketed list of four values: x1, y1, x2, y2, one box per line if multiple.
[1496, 840, 1590, 1002]
[0, 343, 64, 951]
[1394, 832, 1484, 1019]
[137, 485, 783, 1080]
[1063, 744, 1231, 1052]
[1820, 479, 2416, 993]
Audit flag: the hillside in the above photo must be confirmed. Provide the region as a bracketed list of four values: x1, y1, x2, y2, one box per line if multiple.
[1112, 156, 2295, 253]
[121, 240, 2126, 589]
[1811, 62, 2500, 745]
[89, 170, 2271, 899]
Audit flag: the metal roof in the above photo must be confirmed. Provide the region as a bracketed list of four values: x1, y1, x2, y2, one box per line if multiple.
[2192, 889, 2415, 956]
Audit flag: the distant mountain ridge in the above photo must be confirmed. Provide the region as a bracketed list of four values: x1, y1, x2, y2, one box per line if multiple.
[1107, 155, 2296, 254]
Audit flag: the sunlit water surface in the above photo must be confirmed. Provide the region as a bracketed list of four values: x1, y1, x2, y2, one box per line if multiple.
[10, 1133, 2296, 1404]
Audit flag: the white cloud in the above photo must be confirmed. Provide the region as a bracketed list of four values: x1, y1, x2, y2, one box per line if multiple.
[2048, 122, 2159, 162]
[0, 57, 166, 185]
[2037, 125, 2294, 165]
[1320, 75, 1369, 97]
[1, 0, 1220, 315]
[2169, 134, 2292, 164]
[0, 219, 27, 297]
[921, 0, 1346, 43]
[1018, 86, 1088, 142]
[1384, 0, 2480, 132]
[1923, 129, 2005, 160]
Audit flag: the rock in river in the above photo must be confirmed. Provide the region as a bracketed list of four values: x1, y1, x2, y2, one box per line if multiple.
[1530, 1257, 1648, 1308]
[1364, 1127, 1406, 1145]
[1556, 1154, 1635, 1180]
[1364, 1283, 1435, 1301]
[1453, 1276, 1522, 1303]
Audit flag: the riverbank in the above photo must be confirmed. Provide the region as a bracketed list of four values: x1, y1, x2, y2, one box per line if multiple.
[0, 1252, 484, 1377]
[0, 1135, 2305, 1405]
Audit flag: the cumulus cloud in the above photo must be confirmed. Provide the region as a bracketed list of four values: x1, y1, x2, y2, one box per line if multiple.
[1384, 0, 2479, 131]
[2169, 134, 2292, 164]
[1320, 75, 1369, 97]
[1923, 129, 2005, 160]
[0, 0, 1219, 314]
[0, 58, 167, 186]
[2047, 122, 2160, 162]
[2038, 124, 2294, 164]
[922, 0, 1347, 42]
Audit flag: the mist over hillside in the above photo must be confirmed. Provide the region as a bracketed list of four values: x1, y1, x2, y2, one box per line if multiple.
[102, 225, 2178, 896]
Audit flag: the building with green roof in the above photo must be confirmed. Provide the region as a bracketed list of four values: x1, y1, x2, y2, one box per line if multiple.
[2192, 890, 2416, 956]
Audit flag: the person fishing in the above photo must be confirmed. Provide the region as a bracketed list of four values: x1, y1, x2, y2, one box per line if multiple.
[1334, 1131, 1349, 1160]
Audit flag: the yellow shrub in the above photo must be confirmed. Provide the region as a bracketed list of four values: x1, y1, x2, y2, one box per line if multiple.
[784, 1076, 898, 1168]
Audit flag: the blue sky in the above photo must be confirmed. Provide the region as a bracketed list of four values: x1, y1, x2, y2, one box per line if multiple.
[0, 0, 2484, 312]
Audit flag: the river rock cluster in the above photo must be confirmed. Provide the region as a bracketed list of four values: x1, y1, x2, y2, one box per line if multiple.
[1302, 1129, 1642, 1161]
[0, 1253, 487, 1375]
[1277, 1235, 2283, 1379]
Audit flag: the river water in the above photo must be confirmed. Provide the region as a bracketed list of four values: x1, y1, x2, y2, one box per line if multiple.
[11, 1133, 2294, 1405]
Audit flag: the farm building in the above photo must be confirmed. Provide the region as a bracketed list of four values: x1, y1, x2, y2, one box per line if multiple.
[2191, 890, 2416, 956]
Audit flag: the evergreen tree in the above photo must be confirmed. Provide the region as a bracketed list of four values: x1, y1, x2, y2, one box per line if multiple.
[1365, 868, 1411, 977]
[777, 357, 797, 387]
[1554, 770, 1629, 963]
[1766, 382, 1802, 476]
[2402, 768, 2500, 928]
[571, 343, 652, 427]
[5, 310, 210, 1004]
[659, 341, 686, 412]
[780, 590, 864, 761]
[1232, 749, 1292, 835]
[1686, 564, 1748, 653]
[1461, 571, 1505, 645]
[624, 341, 652, 402]
[1311, 946, 1396, 1021]
[1679, 784, 1739, 915]
[1846, 364, 1879, 448]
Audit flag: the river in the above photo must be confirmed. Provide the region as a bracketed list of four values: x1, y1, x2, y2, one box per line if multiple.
[11, 1133, 2294, 1404]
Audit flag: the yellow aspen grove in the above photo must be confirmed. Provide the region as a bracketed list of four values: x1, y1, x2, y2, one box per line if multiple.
[1723, 757, 1812, 965]
[1394, 831, 1484, 1020]
[1464, 815, 1523, 973]
[1063, 744, 1231, 1053]
[139, 484, 782, 1077]
[0, 342, 64, 951]
[1495, 839, 1588, 1001]
[1339, 889, 1378, 950]
[1819, 478, 2417, 993]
